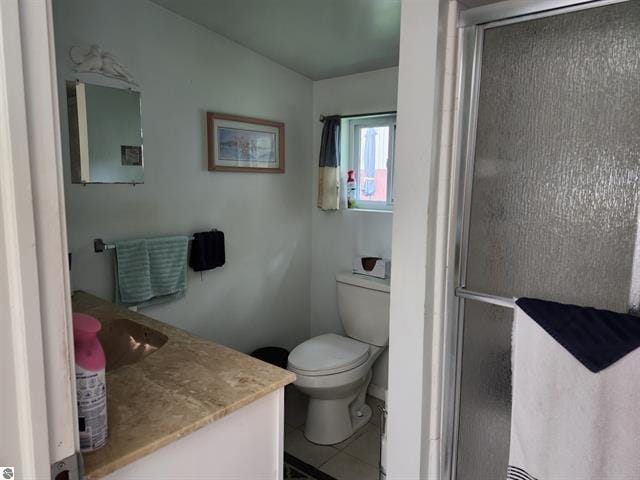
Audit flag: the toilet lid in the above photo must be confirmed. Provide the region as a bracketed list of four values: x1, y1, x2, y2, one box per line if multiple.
[288, 333, 369, 376]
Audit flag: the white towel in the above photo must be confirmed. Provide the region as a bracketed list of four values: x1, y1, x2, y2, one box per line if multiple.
[509, 304, 640, 480]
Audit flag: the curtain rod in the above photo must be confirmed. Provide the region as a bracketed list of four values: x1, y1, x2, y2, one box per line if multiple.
[319, 110, 397, 122]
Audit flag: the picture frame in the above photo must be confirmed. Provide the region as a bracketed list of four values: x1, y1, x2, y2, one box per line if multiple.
[207, 112, 285, 173]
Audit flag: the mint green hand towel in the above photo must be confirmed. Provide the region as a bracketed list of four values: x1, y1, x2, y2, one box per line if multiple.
[115, 236, 188, 307]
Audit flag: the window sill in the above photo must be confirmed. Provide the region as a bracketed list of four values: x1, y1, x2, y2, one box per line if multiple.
[343, 207, 393, 214]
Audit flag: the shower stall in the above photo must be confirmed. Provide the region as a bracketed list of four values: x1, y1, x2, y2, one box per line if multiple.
[444, 0, 640, 478]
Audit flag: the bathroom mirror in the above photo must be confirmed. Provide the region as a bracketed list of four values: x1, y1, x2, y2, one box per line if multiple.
[66, 81, 143, 184]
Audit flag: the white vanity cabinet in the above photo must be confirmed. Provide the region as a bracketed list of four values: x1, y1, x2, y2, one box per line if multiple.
[103, 389, 285, 480]
[74, 292, 295, 480]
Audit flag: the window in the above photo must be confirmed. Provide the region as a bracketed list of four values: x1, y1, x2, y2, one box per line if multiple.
[343, 114, 396, 210]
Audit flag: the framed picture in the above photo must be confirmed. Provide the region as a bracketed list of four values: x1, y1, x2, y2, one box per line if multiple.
[207, 112, 285, 173]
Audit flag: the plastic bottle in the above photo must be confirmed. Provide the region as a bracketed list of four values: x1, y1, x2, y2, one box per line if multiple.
[73, 313, 108, 452]
[347, 169, 357, 208]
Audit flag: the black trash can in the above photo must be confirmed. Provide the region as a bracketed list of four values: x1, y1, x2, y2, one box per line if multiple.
[250, 347, 289, 370]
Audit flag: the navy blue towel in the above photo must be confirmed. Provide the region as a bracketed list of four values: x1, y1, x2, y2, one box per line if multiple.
[516, 298, 640, 373]
[189, 231, 225, 272]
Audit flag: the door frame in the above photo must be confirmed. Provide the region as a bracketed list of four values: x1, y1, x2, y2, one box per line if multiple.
[0, 0, 78, 476]
[441, 0, 633, 478]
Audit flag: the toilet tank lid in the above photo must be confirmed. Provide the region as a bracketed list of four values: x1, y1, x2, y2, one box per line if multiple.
[336, 272, 390, 293]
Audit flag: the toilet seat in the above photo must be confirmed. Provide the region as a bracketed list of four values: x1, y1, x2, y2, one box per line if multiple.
[288, 333, 369, 376]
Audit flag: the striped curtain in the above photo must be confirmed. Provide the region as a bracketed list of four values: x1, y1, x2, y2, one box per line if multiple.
[317, 116, 341, 211]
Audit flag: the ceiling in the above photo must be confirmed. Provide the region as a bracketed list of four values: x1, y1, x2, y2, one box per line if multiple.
[150, 0, 401, 80]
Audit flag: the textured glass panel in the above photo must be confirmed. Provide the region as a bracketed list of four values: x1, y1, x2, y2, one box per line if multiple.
[456, 300, 512, 480]
[466, 2, 640, 311]
[458, 3, 640, 479]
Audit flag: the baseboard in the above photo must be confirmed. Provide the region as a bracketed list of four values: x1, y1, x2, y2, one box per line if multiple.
[367, 383, 387, 402]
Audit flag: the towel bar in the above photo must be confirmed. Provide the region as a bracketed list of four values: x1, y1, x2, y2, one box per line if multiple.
[93, 236, 195, 253]
[455, 287, 516, 308]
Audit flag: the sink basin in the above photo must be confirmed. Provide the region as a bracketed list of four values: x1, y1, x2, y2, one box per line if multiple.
[98, 318, 168, 372]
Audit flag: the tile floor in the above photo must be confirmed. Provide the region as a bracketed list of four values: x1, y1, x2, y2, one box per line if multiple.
[284, 386, 385, 480]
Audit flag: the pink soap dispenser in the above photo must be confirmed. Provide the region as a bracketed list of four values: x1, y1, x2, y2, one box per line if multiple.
[73, 313, 108, 452]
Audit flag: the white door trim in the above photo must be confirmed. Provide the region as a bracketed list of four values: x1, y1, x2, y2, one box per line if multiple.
[0, 0, 51, 476]
[19, 0, 79, 463]
[386, 0, 453, 478]
[0, 0, 78, 475]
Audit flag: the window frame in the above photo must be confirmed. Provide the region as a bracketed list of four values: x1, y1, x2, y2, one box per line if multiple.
[346, 114, 397, 211]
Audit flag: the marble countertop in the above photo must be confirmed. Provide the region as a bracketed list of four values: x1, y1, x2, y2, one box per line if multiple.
[72, 291, 295, 479]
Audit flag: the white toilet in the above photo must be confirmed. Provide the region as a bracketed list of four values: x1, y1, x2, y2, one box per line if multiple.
[288, 272, 390, 445]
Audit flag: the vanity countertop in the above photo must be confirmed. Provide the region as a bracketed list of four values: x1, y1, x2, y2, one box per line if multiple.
[72, 291, 295, 480]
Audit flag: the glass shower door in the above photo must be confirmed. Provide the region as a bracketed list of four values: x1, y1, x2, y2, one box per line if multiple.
[454, 2, 640, 479]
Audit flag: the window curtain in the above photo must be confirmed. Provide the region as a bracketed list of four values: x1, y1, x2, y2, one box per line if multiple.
[317, 116, 341, 211]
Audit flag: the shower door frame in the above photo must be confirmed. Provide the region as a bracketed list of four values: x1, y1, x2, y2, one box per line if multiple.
[442, 0, 633, 478]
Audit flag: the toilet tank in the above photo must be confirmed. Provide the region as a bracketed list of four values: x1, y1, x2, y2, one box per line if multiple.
[336, 272, 390, 347]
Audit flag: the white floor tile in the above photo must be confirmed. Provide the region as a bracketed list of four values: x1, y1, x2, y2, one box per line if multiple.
[342, 424, 381, 467]
[284, 429, 339, 468]
[320, 452, 379, 480]
[333, 421, 370, 450]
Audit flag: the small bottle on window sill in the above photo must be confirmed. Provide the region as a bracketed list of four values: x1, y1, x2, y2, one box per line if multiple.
[347, 169, 357, 209]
